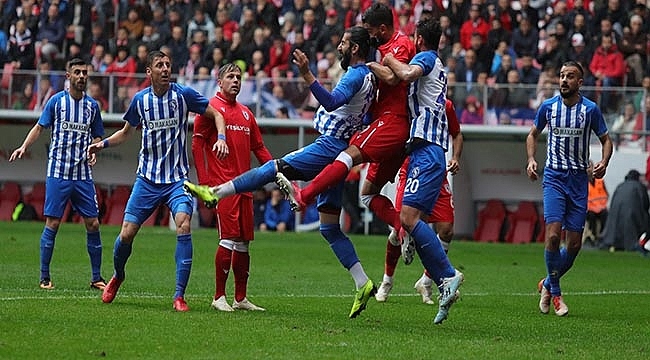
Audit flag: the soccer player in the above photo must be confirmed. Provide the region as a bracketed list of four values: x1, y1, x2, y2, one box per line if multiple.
[9, 58, 106, 291]
[185, 26, 378, 318]
[283, 3, 415, 240]
[192, 63, 273, 312]
[88, 50, 229, 312]
[382, 18, 464, 325]
[375, 99, 463, 305]
[526, 60, 612, 316]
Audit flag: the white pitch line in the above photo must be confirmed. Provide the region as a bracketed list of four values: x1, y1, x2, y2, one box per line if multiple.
[1, 289, 649, 302]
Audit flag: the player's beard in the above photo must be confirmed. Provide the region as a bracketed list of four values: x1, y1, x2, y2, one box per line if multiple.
[338, 48, 352, 70]
[560, 85, 577, 99]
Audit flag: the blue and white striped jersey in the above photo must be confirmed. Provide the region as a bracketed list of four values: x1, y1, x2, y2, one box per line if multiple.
[38, 91, 104, 180]
[534, 95, 608, 170]
[407, 51, 448, 150]
[313, 64, 375, 140]
[124, 83, 209, 184]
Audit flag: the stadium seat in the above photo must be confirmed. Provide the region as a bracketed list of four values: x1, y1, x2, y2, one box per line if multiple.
[103, 185, 131, 225]
[473, 199, 507, 242]
[24, 182, 46, 220]
[505, 201, 538, 244]
[0, 182, 22, 221]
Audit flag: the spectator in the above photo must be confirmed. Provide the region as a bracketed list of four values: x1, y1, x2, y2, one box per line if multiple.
[460, 95, 483, 125]
[594, 17, 621, 47]
[601, 169, 649, 251]
[88, 23, 109, 56]
[64, 0, 93, 53]
[239, 8, 257, 45]
[618, 15, 646, 86]
[165, 25, 188, 74]
[183, 44, 204, 82]
[214, 7, 237, 43]
[12, 81, 33, 110]
[138, 24, 162, 51]
[511, 17, 539, 59]
[531, 79, 560, 109]
[150, 6, 171, 45]
[36, 3, 66, 64]
[29, 76, 54, 111]
[133, 44, 150, 88]
[89, 43, 106, 72]
[593, 0, 627, 37]
[583, 161, 609, 246]
[567, 32, 593, 65]
[632, 94, 650, 145]
[589, 33, 626, 111]
[536, 33, 568, 72]
[119, 8, 144, 41]
[112, 84, 130, 113]
[205, 47, 225, 78]
[14, 0, 39, 37]
[8, 19, 35, 71]
[512, 0, 539, 29]
[187, 6, 217, 45]
[493, 51, 514, 84]
[455, 49, 483, 86]
[459, 4, 490, 50]
[87, 80, 108, 112]
[611, 101, 638, 146]
[518, 53, 541, 86]
[255, 0, 281, 36]
[319, 8, 344, 53]
[489, 69, 531, 109]
[486, 17, 510, 52]
[248, 49, 267, 78]
[105, 46, 136, 88]
[633, 76, 650, 113]
[569, 12, 593, 50]
[260, 188, 294, 232]
[108, 27, 132, 58]
[300, 8, 322, 58]
[264, 35, 291, 76]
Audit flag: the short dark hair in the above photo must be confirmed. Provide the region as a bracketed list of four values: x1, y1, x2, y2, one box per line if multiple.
[147, 50, 170, 67]
[67, 58, 86, 70]
[346, 26, 370, 58]
[362, 2, 393, 28]
[416, 18, 442, 50]
[562, 60, 584, 78]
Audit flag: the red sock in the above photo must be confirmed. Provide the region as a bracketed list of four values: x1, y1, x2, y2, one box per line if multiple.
[302, 160, 350, 204]
[214, 245, 232, 299]
[385, 241, 401, 277]
[369, 195, 400, 230]
[232, 250, 250, 302]
[424, 269, 432, 279]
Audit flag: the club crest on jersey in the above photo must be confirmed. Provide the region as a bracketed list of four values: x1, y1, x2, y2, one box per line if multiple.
[410, 166, 420, 179]
[577, 112, 585, 125]
[243, 111, 249, 121]
[169, 99, 178, 112]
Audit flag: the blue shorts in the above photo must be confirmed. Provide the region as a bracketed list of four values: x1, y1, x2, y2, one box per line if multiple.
[44, 177, 99, 219]
[401, 143, 446, 215]
[282, 135, 349, 210]
[124, 176, 192, 225]
[542, 167, 588, 232]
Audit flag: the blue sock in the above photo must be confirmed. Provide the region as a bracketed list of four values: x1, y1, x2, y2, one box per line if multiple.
[232, 160, 276, 193]
[113, 237, 132, 280]
[320, 223, 359, 269]
[410, 220, 455, 281]
[39, 227, 57, 280]
[174, 234, 193, 299]
[86, 231, 103, 282]
[544, 249, 562, 296]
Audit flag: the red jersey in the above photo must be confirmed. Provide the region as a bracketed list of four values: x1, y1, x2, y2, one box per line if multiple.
[371, 31, 416, 120]
[447, 99, 460, 138]
[192, 92, 273, 194]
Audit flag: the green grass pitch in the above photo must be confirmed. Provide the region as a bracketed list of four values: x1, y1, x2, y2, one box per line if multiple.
[1, 222, 649, 359]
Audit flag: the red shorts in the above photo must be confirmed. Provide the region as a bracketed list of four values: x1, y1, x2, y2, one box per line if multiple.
[395, 159, 454, 223]
[352, 113, 410, 188]
[215, 194, 254, 241]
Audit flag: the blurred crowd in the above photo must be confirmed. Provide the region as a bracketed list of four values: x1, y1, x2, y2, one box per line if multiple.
[1, 0, 650, 128]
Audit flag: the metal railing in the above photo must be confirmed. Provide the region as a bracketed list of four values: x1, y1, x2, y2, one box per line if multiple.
[1, 69, 648, 150]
